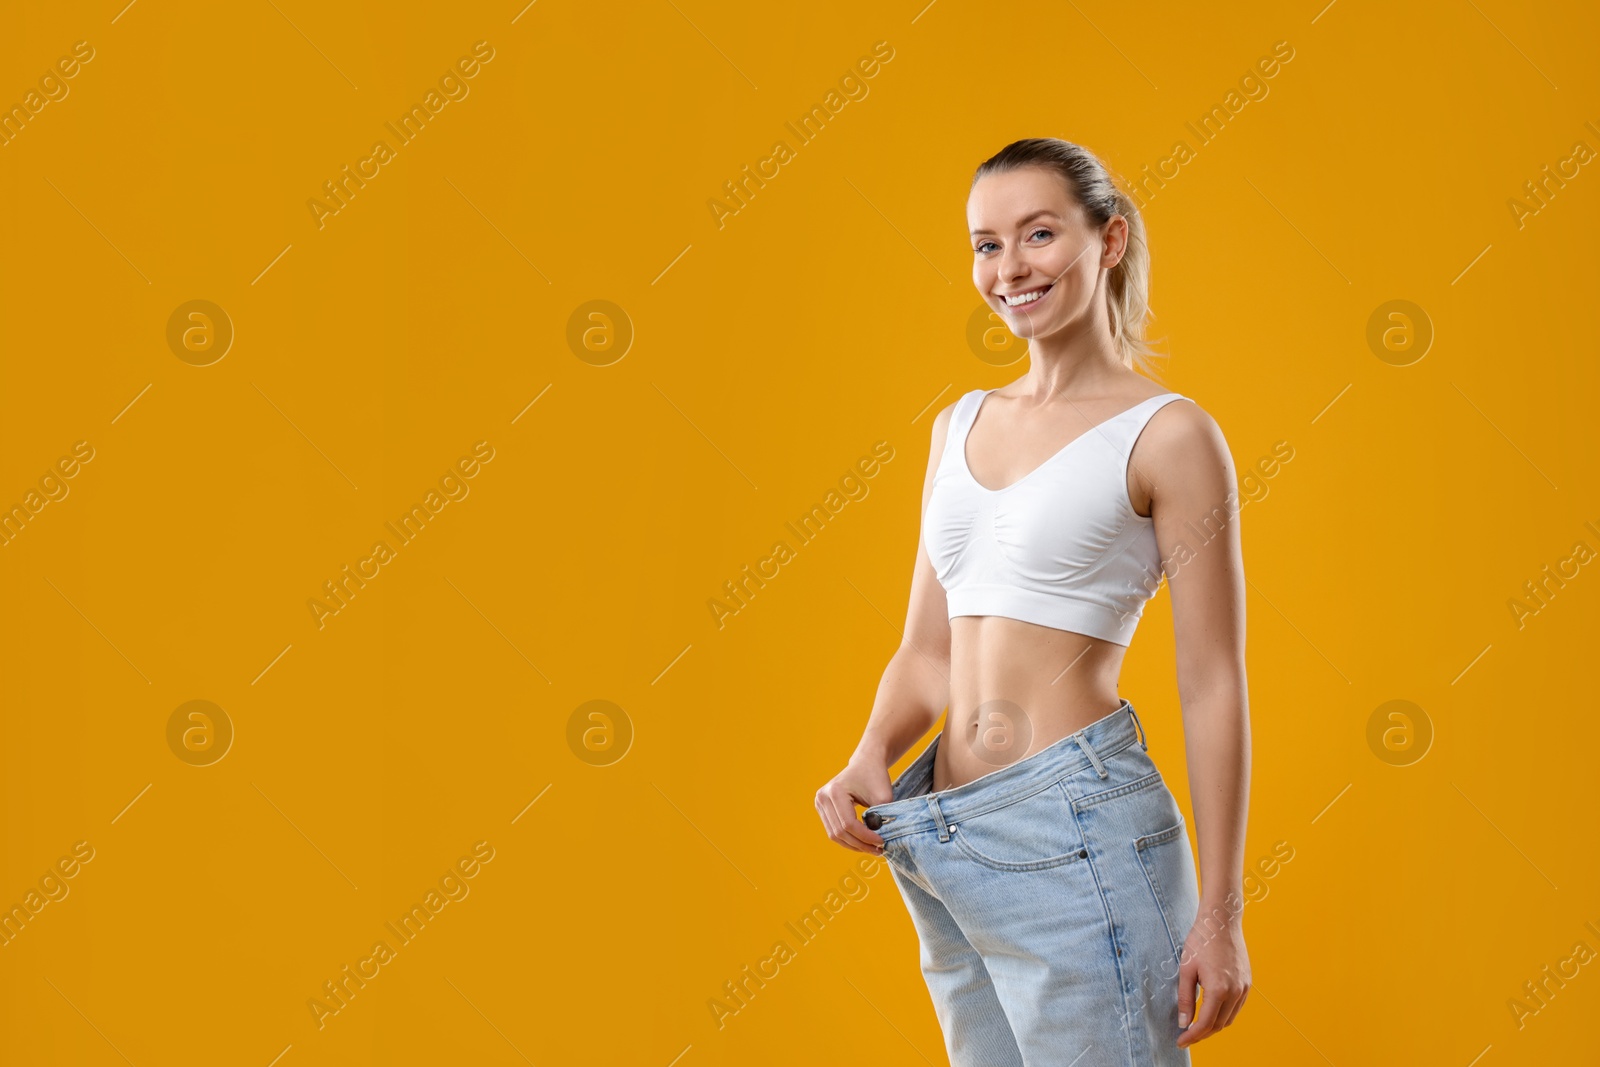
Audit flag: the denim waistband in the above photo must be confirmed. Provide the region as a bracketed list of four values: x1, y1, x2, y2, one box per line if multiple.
[864, 699, 1148, 842]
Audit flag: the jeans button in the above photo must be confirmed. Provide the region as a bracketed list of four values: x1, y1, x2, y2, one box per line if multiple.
[864, 811, 883, 831]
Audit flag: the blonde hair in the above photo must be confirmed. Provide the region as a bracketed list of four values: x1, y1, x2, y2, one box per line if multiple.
[972, 138, 1163, 377]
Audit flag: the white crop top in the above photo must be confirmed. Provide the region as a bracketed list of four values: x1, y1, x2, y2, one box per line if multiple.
[923, 387, 1191, 646]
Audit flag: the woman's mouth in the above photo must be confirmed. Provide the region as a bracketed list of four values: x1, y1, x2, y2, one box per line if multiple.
[1001, 284, 1052, 310]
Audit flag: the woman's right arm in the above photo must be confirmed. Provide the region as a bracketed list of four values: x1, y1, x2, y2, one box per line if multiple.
[814, 399, 956, 854]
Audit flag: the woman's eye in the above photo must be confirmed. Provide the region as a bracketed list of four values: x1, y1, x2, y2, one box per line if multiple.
[975, 230, 1050, 253]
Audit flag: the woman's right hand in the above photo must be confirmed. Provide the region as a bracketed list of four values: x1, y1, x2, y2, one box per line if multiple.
[815, 756, 895, 854]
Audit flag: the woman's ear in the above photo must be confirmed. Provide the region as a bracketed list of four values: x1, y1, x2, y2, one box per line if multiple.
[1103, 215, 1130, 269]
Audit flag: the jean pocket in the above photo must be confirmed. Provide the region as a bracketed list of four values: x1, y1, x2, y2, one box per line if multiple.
[949, 782, 1087, 871]
[1135, 820, 1197, 958]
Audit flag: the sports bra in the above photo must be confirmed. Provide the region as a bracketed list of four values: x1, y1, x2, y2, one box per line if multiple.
[923, 387, 1192, 646]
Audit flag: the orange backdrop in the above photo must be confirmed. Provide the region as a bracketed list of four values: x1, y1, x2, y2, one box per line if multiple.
[1, 1, 1597, 1064]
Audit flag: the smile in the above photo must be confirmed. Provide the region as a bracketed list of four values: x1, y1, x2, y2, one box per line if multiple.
[1001, 284, 1052, 308]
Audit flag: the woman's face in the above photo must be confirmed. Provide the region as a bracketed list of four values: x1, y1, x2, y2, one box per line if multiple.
[967, 166, 1124, 342]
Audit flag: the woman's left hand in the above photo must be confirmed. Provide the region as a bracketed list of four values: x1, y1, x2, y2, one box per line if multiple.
[1175, 903, 1251, 1048]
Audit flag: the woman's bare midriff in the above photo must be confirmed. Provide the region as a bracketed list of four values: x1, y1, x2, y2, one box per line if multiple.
[932, 615, 1129, 792]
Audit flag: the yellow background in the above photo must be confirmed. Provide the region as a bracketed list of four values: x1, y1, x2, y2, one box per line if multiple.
[2, 0, 1597, 1064]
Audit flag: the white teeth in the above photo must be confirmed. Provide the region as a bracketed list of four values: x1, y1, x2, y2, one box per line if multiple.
[1004, 287, 1048, 307]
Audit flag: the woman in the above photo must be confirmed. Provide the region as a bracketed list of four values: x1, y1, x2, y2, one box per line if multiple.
[814, 138, 1251, 1066]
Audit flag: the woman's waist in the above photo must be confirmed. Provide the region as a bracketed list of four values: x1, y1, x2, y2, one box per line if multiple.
[946, 634, 1124, 735]
[863, 697, 1150, 837]
[939, 690, 1127, 782]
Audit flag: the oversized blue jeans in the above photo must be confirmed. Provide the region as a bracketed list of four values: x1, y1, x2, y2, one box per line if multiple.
[864, 699, 1201, 1066]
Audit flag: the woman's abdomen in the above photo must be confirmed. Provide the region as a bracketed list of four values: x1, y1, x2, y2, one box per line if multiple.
[935, 616, 1130, 791]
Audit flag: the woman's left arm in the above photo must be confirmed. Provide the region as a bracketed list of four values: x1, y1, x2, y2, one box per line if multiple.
[1140, 399, 1252, 1049]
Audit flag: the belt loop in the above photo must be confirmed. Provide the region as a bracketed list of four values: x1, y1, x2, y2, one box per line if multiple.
[927, 794, 952, 842]
[1126, 701, 1148, 751]
[1073, 729, 1110, 779]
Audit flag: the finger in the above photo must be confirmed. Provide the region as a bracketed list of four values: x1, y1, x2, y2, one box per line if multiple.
[816, 798, 869, 853]
[830, 788, 887, 852]
[1177, 981, 1228, 1047]
[814, 793, 865, 850]
[1218, 987, 1245, 1030]
[1175, 958, 1199, 1033]
[819, 791, 882, 853]
[1219, 984, 1249, 1028]
[1203, 987, 1242, 1037]
[815, 797, 844, 841]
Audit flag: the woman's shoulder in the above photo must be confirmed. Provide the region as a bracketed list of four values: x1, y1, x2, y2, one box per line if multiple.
[1140, 388, 1229, 462]
[924, 389, 974, 456]
[930, 387, 987, 432]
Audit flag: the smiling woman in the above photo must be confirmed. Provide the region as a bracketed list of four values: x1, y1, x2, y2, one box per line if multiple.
[969, 159, 1159, 379]
[817, 137, 1254, 1066]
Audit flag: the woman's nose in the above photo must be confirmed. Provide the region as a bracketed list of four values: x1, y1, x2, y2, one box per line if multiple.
[998, 247, 1029, 281]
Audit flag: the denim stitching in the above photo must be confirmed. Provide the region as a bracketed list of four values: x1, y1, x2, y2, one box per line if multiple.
[1078, 831, 1138, 1067]
[1134, 821, 1186, 851]
[871, 728, 1145, 838]
[1136, 834, 1186, 960]
[1074, 769, 1164, 812]
[945, 783, 1087, 872]
[948, 829, 1089, 872]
